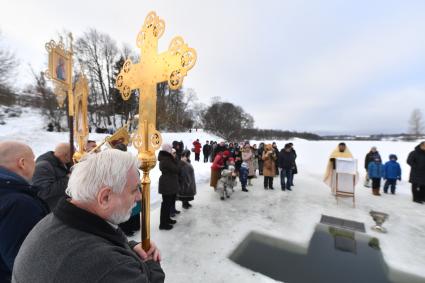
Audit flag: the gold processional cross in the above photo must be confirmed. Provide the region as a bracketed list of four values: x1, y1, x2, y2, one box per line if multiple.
[116, 11, 196, 250]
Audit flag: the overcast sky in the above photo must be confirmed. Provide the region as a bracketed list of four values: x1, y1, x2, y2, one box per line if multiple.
[1, 0, 425, 134]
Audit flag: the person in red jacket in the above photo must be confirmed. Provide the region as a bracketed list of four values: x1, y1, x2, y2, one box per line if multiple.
[210, 150, 230, 190]
[192, 139, 202, 162]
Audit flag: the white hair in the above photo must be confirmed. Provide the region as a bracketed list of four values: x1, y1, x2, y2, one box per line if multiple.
[66, 149, 139, 202]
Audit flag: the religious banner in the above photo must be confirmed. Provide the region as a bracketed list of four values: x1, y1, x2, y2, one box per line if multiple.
[45, 36, 73, 110]
[72, 73, 89, 163]
[45, 33, 75, 160]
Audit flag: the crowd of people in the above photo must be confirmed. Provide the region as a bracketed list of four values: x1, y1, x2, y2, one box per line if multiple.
[206, 140, 298, 197]
[362, 143, 425, 202]
[323, 141, 425, 203]
[1, 137, 424, 282]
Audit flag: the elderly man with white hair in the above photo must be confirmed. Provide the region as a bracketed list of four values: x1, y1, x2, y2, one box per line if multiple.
[0, 141, 49, 283]
[13, 149, 165, 283]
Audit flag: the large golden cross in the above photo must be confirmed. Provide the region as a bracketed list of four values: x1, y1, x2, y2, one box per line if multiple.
[116, 11, 196, 250]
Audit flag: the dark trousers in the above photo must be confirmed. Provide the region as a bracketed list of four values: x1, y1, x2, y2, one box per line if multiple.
[239, 166, 248, 189]
[195, 153, 200, 161]
[280, 169, 293, 190]
[170, 194, 177, 213]
[383, 179, 397, 194]
[258, 160, 264, 175]
[160, 194, 174, 225]
[371, 178, 381, 189]
[411, 183, 425, 202]
[203, 153, 209, 163]
[264, 176, 274, 189]
[118, 214, 140, 236]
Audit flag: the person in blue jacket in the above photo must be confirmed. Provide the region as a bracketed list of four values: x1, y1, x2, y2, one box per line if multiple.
[383, 154, 402, 194]
[368, 156, 384, 196]
[0, 141, 49, 282]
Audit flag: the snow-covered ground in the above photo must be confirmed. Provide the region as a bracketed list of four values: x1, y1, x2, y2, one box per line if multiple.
[1, 107, 424, 282]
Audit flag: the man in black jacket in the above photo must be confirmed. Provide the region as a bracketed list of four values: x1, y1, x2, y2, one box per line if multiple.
[278, 144, 296, 191]
[33, 143, 71, 210]
[364, 147, 381, 187]
[13, 149, 164, 283]
[0, 141, 49, 282]
[202, 140, 211, 163]
[407, 141, 425, 204]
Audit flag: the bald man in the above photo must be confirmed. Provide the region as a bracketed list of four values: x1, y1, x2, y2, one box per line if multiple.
[32, 143, 72, 210]
[0, 141, 49, 282]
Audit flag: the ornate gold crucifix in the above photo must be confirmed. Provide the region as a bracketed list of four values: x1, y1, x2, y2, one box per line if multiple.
[116, 11, 196, 250]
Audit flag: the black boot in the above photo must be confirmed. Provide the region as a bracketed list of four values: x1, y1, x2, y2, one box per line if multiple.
[182, 201, 191, 209]
[159, 224, 173, 230]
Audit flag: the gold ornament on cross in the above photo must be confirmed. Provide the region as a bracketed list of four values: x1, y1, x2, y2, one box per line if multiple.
[116, 11, 196, 250]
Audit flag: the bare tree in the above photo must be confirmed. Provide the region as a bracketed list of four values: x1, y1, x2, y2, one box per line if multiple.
[0, 31, 18, 91]
[30, 70, 67, 131]
[156, 83, 196, 131]
[409, 108, 424, 138]
[75, 29, 120, 128]
[202, 101, 255, 140]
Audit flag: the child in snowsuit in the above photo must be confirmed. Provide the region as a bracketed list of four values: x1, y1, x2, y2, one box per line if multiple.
[383, 154, 402, 194]
[368, 157, 384, 196]
[216, 160, 237, 200]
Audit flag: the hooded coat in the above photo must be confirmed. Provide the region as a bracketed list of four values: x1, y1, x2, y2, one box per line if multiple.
[32, 151, 70, 210]
[407, 144, 425, 185]
[178, 160, 196, 200]
[383, 156, 401, 180]
[158, 150, 180, 195]
[368, 161, 384, 179]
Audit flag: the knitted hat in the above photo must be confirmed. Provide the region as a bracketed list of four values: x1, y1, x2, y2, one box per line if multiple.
[161, 143, 173, 154]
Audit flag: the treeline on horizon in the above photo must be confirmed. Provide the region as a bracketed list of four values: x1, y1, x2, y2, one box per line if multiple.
[2, 91, 423, 142]
[237, 128, 321, 141]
